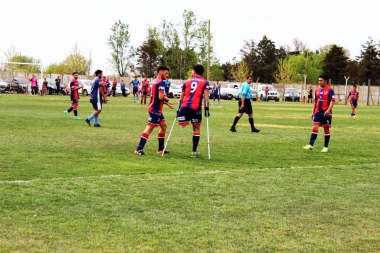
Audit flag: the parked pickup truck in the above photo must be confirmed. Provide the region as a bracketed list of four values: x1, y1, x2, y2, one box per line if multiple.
[220, 83, 241, 99]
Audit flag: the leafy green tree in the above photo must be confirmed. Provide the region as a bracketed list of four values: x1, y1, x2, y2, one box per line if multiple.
[231, 61, 252, 82]
[345, 60, 359, 84]
[274, 57, 295, 84]
[322, 45, 349, 84]
[63, 43, 88, 75]
[357, 38, 380, 85]
[221, 61, 234, 81]
[255, 36, 277, 83]
[107, 19, 134, 76]
[240, 40, 259, 81]
[4, 45, 41, 73]
[136, 39, 162, 78]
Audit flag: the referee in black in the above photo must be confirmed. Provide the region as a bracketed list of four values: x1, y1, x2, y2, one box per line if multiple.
[229, 75, 260, 133]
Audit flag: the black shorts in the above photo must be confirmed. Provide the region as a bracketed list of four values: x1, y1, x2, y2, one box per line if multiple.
[308, 95, 313, 99]
[238, 99, 253, 114]
[133, 87, 138, 94]
[112, 87, 116, 91]
[178, 107, 202, 127]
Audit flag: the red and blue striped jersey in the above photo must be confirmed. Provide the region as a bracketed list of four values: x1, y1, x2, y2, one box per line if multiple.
[148, 78, 166, 114]
[70, 79, 79, 100]
[314, 86, 335, 113]
[348, 90, 359, 102]
[181, 75, 210, 110]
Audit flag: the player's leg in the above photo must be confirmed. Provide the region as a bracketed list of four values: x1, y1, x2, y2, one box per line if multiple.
[303, 113, 321, 151]
[94, 105, 102, 127]
[85, 102, 102, 126]
[157, 115, 168, 154]
[64, 100, 74, 118]
[321, 115, 332, 152]
[245, 100, 260, 133]
[191, 110, 202, 158]
[230, 100, 244, 132]
[73, 102, 82, 120]
[218, 96, 221, 107]
[135, 113, 159, 155]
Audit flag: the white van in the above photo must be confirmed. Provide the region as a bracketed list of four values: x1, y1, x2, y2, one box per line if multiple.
[256, 84, 280, 101]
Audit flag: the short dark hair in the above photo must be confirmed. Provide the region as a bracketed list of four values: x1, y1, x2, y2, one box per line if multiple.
[353, 84, 357, 87]
[72, 71, 78, 75]
[216, 79, 219, 82]
[157, 65, 169, 72]
[246, 75, 253, 79]
[193, 64, 204, 75]
[95, 70, 102, 76]
[319, 75, 328, 82]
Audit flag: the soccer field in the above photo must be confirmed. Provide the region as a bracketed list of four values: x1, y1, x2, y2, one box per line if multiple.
[1, 95, 379, 252]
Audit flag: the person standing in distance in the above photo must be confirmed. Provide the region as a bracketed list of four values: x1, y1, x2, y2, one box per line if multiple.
[164, 77, 171, 96]
[307, 86, 313, 103]
[130, 76, 140, 103]
[120, 80, 126, 97]
[303, 75, 335, 153]
[63, 72, 83, 120]
[212, 79, 221, 107]
[140, 77, 149, 105]
[111, 78, 117, 97]
[178, 64, 210, 158]
[55, 76, 61, 95]
[134, 66, 173, 156]
[85, 70, 107, 127]
[346, 84, 359, 118]
[229, 76, 260, 133]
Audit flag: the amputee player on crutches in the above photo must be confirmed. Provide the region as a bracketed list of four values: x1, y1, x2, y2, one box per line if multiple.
[177, 64, 210, 158]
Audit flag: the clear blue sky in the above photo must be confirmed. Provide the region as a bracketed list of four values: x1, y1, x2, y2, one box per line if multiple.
[1, 0, 379, 74]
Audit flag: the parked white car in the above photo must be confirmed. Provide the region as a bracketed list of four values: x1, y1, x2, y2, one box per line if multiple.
[0, 78, 7, 92]
[256, 84, 280, 102]
[77, 79, 92, 96]
[220, 83, 241, 99]
[168, 83, 182, 98]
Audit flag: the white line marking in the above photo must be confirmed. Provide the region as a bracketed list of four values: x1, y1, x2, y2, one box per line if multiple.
[1, 163, 379, 184]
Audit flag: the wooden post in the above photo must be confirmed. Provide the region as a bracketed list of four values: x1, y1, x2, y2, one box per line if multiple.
[367, 79, 370, 106]
[378, 85, 380, 106]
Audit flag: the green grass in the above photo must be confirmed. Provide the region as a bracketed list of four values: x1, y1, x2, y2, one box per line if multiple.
[0, 94, 379, 252]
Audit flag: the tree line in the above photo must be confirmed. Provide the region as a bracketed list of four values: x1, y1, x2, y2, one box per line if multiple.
[2, 9, 380, 85]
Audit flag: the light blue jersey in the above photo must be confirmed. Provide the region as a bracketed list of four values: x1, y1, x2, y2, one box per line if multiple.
[238, 82, 251, 99]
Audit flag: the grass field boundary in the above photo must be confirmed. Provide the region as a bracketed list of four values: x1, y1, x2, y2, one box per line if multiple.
[1, 163, 378, 185]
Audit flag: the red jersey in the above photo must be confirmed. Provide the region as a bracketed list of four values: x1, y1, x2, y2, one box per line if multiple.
[314, 86, 335, 113]
[181, 75, 210, 111]
[70, 79, 79, 100]
[148, 78, 166, 114]
[348, 90, 359, 102]
[141, 79, 149, 92]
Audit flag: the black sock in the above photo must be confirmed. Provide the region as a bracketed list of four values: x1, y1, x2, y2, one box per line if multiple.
[67, 107, 73, 113]
[232, 116, 240, 127]
[74, 110, 78, 116]
[249, 118, 254, 129]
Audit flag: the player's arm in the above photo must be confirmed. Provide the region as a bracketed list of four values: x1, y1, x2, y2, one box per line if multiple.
[311, 93, 317, 119]
[346, 91, 351, 101]
[324, 90, 335, 116]
[240, 85, 247, 109]
[99, 84, 107, 102]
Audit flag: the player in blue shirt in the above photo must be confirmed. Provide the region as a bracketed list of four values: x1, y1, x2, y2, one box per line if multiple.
[212, 80, 221, 107]
[130, 76, 140, 103]
[229, 75, 260, 133]
[85, 70, 108, 127]
[164, 78, 171, 95]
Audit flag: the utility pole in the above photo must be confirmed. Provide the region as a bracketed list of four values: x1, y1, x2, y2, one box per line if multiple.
[344, 76, 350, 98]
[207, 20, 211, 81]
[88, 51, 92, 76]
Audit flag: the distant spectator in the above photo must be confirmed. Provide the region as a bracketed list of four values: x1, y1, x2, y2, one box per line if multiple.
[120, 80, 126, 97]
[111, 78, 117, 97]
[55, 76, 61, 95]
[41, 78, 48, 96]
[307, 86, 313, 103]
[30, 74, 38, 96]
[264, 86, 269, 101]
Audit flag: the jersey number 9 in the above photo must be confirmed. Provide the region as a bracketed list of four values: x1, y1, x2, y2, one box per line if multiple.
[190, 82, 198, 93]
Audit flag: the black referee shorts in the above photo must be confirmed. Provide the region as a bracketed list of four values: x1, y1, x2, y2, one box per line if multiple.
[238, 99, 253, 114]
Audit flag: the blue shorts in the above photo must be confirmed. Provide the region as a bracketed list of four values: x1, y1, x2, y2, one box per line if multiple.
[213, 91, 220, 99]
[178, 107, 202, 127]
[133, 87, 139, 94]
[350, 101, 358, 108]
[313, 111, 332, 128]
[141, 91, 148, 95]
[148, 112, 165, 128]
[91, 101, 102, 111]
[71, 99, 79, 105]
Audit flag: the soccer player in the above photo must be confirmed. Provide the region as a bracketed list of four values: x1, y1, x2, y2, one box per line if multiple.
[307, 86, 313, 103]
[178, 64, 210, 158]
[303, 75, 335, 153]
[164, 77, 171, 95]
[134, 66, 173, 156]
[63, 72, 83, 120]
[140, 77, 149, 105]
[130, 76, 140, 103]
[85, 70, 107, 127]
[229, 75, 260, 133]
[110, 78, 117, 97]
[212, 80, 221, 107]
[346, 84, 359, 117]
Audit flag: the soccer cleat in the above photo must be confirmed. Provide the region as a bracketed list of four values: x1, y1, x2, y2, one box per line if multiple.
[63, 111, 68, 118]
[321, 147, 329, 153]
[134, 150, 145, 156]
[74, 116, 82, 120]
[191, 151, 201, 158]
[229, 127, 237, 132]
[252, 128, 260, 133]
[302, 144, 313, 151]
[157, 150, 170, 155]
[94, 124, 103, 128]
[85, 119, 91, 126]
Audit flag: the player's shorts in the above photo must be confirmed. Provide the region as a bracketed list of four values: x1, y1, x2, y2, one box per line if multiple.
[71, 99, 79, 105]
[112, 87, 116, 91]
[213, 91, 220, 99]
[178, 107, 202, 127]
[350, 100, 358, 108]
[238, 99, 253, 114]
[313, 111, 332, 128]
[148, 112, 165, 128]
[141, 91, 148, 95]
[133, 87, 138, 94]
[91, 101, 102, 111]
[308, 95, 313, 99]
